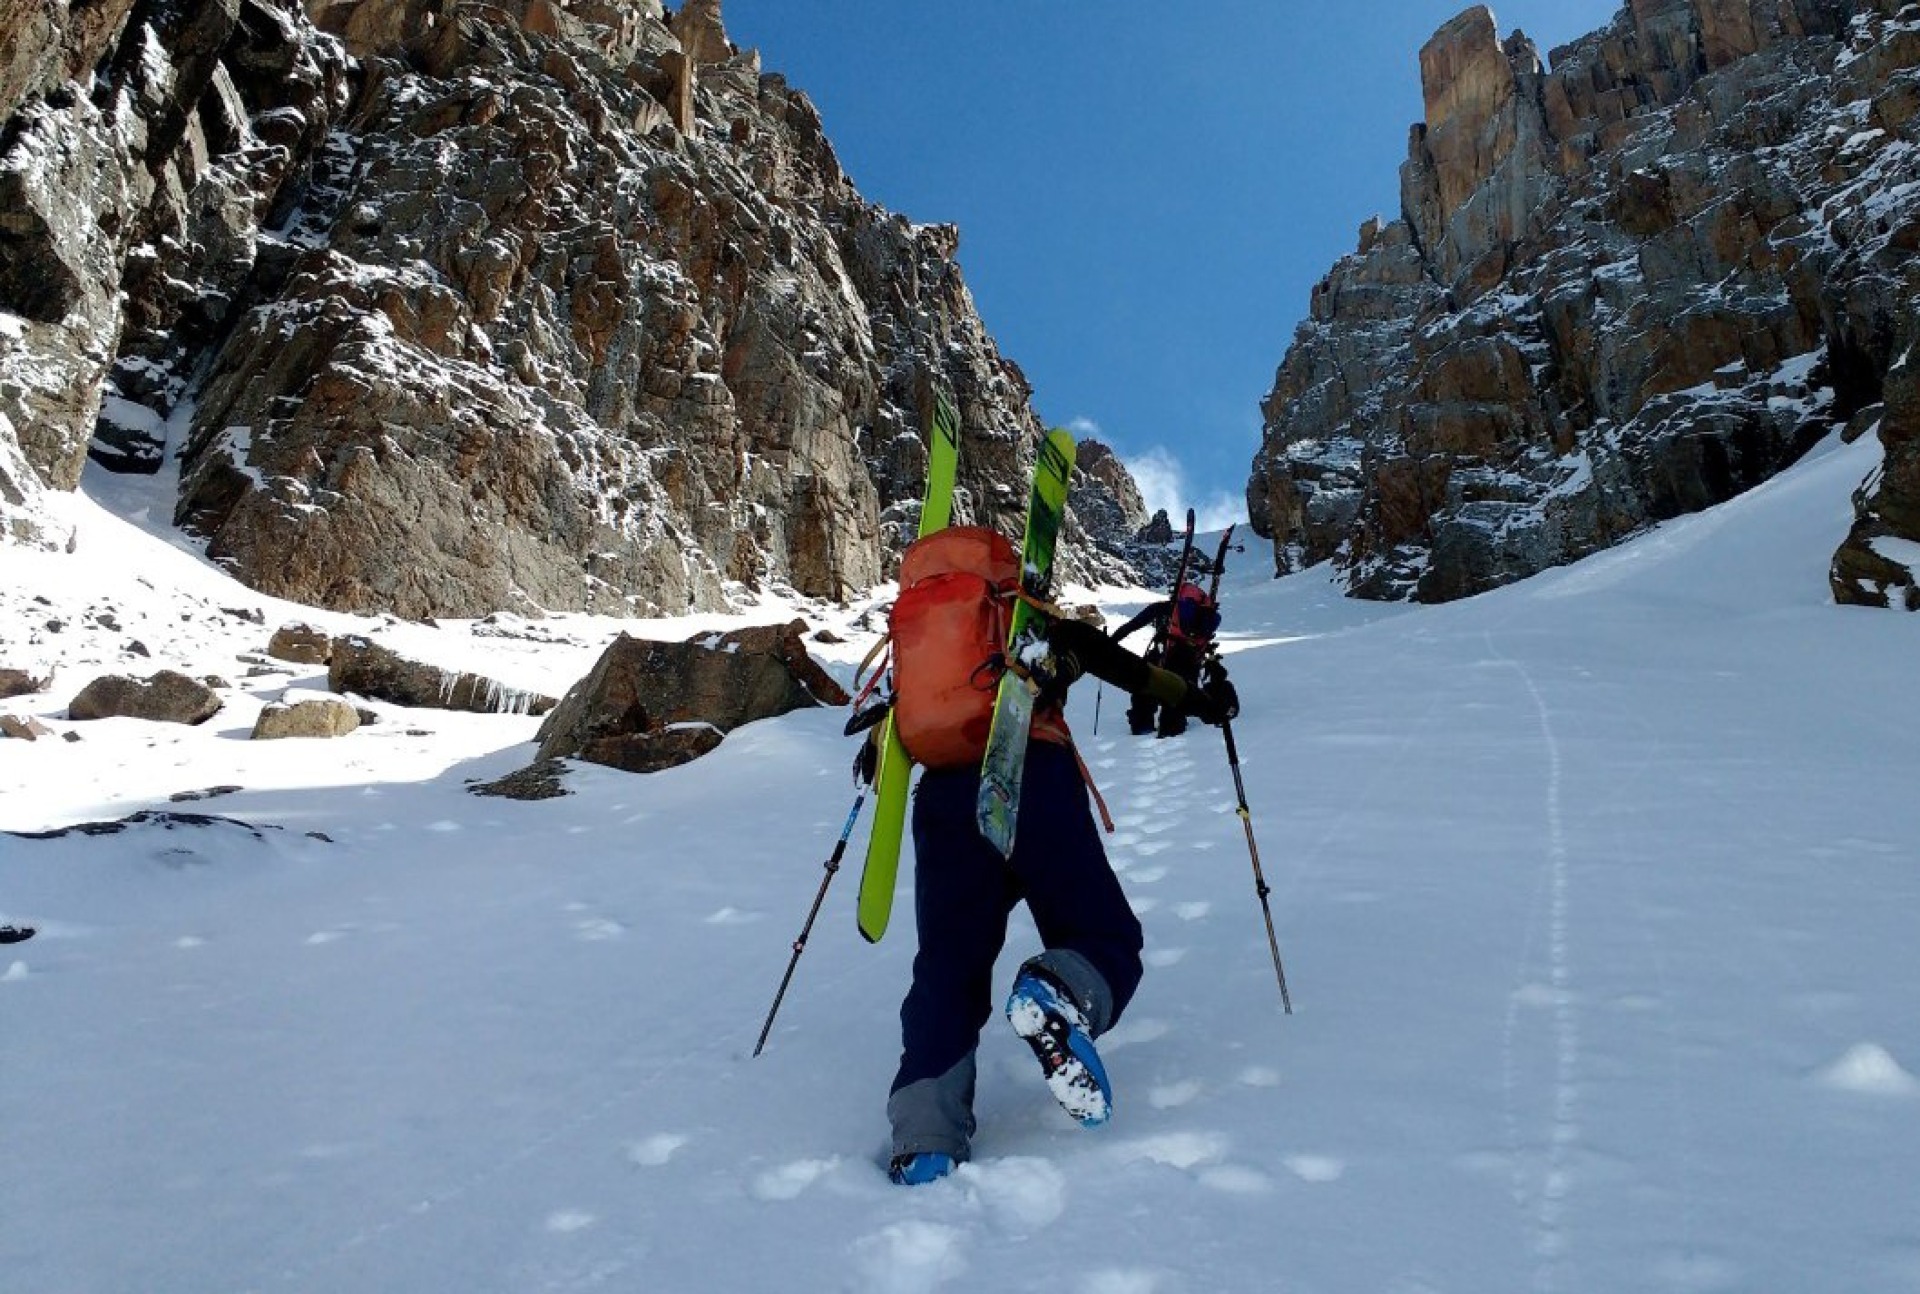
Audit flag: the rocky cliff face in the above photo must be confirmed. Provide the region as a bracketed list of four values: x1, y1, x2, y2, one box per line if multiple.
[1, 0, 1144, 615]
[1251, 0, 1920, 608]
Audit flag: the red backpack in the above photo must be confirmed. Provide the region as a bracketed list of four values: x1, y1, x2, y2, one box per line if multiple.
[1167, 581, 1221, 648]
[859, 525, 1107, 830]
[884, 526, 1020, 768]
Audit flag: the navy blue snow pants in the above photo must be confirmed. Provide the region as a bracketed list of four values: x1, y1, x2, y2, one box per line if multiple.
[887, 740, 1143, 1160]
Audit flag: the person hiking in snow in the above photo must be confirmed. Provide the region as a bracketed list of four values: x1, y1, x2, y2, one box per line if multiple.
[1108, 574, 1221, 739]
[872, 535, 1238, 1186]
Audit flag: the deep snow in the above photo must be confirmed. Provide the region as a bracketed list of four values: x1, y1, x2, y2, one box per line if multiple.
[3, 431, 1918, 1293]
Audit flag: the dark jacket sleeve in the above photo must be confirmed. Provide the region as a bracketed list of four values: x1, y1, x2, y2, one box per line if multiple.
[1049, 617, 1195, 709]
[1109, 601, 1168, 644]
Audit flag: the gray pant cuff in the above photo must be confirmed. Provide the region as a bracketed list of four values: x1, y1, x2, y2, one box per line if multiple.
[887, 1058, 977, 1162]
[1028, 948, 1115, 1036]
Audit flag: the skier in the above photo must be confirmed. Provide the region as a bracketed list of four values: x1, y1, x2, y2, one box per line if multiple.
[1108, 574, 1221, 739]
[884, 614, 1238, 1185]
[0, 925, 34, 944]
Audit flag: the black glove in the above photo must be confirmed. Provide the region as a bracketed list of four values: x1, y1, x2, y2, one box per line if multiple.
[1185, 660, 1239, 725]
[1032, 632, 1086, 712]
[852, 729, 881, 786]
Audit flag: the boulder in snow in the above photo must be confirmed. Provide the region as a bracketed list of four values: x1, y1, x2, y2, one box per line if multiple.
[328, 636, 555, 716]
[251, 697, 361, 740]
[534, 620, 846, 774]
[68, 670, 221, 725]
[0, 668, 49, 699]
[266, 623, 333, 666]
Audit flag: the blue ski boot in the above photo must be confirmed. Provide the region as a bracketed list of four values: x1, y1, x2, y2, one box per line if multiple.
[888, 1152, 957, 1186]
[1005, 965, 1111, 1127]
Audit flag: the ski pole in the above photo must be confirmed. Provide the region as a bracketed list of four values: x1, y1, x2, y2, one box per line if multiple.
[1220, 718, 1293, 1013]
[754, 791, 866, 1056]
[1093, 682, 1104, 735]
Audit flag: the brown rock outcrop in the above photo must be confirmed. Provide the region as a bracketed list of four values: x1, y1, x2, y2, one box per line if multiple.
[533, 618, 847, 773]
[0, 668, 49, 699]
[2, 0, 1146, 606]
[1253, 0, 1920, 604]
[1832, 350, 1920, 608]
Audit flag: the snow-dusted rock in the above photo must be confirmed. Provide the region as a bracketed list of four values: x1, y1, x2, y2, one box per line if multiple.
[1253, 0, 1920, 604]
[67, 669, 222, 725]
[264, 623, 333, 666]
[328, 635, 555, 716]
[0, 715, 54, 741]
[1, 0, 1151, 612]
[0, 668, 48, 699]
[534, 619, 846, 773]
[250, 696, 360, 740]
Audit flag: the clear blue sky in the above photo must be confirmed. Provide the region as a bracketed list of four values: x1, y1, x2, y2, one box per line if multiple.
[720, 1, 1624, 524]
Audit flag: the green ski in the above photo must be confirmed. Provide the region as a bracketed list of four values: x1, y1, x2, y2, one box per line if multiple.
[855, 390, 962, 943]
[976, 428, 1077, 857]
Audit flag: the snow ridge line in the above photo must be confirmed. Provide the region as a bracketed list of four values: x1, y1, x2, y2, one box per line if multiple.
[1489, 636, 1582, 1293]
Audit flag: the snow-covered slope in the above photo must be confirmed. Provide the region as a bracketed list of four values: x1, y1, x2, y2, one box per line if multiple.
[3, 433, 1917, 1292]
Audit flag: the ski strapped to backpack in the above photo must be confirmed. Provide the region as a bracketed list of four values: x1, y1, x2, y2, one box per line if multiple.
[1157, 508, 1196, 654]
[855, 390, 962, 943]
[976, 428, 1077, 857]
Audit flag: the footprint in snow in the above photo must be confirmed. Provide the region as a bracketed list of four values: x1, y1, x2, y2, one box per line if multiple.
[627, 1133, 690, 1167]
[304, 929, 348, 946]
[751, 1156, 839, 1201]
[1126, 896, 1160, 916]
[1143, 947, 1186, 968]
[849, 1221, 969, 1294]
[1131, 839, 1173, 857]
[1110, 1130, 1228, 1171]
[957, 1156, 1066, 1235]
[704, 907, 764, 926]
[1283, 1154, 1345, 1183]
[1236, 1066, 1281, 1087]
[1098, 1018, 1169, 1050]
[1652, 1253, 1744, 1291]
[1125, 865, 1169, 883]
[1814, 1042, 1920, 1096]
[573, 917, 625, 942]
[544, 1210, 596, 1233]
[1079, 1271, 1164, 1294]
[1173, 901, 1211, 921]
[1148, 1079, 1202, 1109]
[1201, 1164, 1274, 1194]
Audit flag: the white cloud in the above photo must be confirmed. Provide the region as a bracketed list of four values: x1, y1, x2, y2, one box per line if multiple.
[1120, 445, 1242, 532]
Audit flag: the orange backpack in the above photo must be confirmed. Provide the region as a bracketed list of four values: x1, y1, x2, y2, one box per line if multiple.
[886, 526, 1020, 768]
